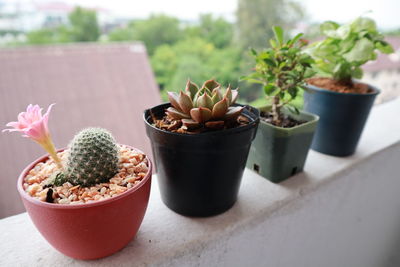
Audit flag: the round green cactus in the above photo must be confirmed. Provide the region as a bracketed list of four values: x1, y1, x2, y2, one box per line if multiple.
[56, 128, 119, 187]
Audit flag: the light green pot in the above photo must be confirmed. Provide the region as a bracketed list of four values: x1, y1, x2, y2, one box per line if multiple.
[246, 108, 319, 183]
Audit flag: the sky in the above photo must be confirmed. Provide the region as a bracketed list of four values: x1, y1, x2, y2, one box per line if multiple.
[65, 0, 400, 29]
[6, 0, 400, 29]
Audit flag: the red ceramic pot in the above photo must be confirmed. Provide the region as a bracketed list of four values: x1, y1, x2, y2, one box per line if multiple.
[17, 146, 152, 260]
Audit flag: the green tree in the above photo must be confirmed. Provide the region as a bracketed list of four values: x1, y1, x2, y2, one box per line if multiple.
[151, 44, 178, 89]
[26, 26, 70, 44]
[108, 22, 136, 41]
[236, 0, 304, 50]
[68, 7, 100, 42]
[151, 37, 242, 100]
[184, 14, 234, 48]
[132, 14, 183, 55]
[26, 7, 99, 44]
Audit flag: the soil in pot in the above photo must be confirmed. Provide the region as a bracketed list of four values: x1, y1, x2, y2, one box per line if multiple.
[24, 145, 149, 204]
[259, 111, 306, 128]
[307, 77, 371, 94]
[151, 111, 251, 134]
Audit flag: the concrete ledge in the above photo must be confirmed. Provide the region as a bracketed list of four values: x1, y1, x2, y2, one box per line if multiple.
[1, 98, 399, 267]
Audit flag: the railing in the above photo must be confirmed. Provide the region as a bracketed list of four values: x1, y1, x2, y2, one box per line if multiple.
[1, 98, 399, 267]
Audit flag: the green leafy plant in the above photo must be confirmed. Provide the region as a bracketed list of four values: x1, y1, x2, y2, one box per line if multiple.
[308, 17, 394, 84]
[242, 26, 314, 125]
[166, 79, 243, 130]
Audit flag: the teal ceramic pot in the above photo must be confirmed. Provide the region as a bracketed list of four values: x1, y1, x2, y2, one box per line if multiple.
[304, 83, 379, 156]
[246, 108, 319, 183]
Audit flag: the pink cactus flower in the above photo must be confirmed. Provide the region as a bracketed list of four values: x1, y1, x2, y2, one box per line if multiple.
[3, 104, 63, 169]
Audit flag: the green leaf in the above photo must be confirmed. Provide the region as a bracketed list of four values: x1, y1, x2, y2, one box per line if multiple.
[343, 38, 374, 62]
[250, 48, 258, 56]
[351, 17, 377, 32]
[270, 39, 277, 48]
[243, 78, 264, 84]
[304, 68, 316, 79]
[263, 84, 276, 95]
[320, 21, 339, 37]
[376, 40, 394, 54]
[351, 67, 363, 79]
[288, 33, 303, 46]
[272, 26, 284, 45]
[287, 105, 300, 115]
[263, 58, 276, 67]
[336, 25, 351, 39]
[288, 87, 298, 98]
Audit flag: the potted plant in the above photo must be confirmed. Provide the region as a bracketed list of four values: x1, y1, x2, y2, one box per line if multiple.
[242, 26, 319, 183]
[144, 79, 259, 217]
[3, 104, 152, 260]
[304, 17, 394, 156]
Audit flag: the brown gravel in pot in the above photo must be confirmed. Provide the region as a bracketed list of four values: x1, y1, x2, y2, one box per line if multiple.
[23, 145, 149, 204]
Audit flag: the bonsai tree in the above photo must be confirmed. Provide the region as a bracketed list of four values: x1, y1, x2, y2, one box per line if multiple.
[307, 17, 394, 86]
[242, 26, 314, 126]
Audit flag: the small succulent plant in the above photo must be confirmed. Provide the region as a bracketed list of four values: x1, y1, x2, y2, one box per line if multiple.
[55, 128, 119, 187]
[166, 79, 244, 129]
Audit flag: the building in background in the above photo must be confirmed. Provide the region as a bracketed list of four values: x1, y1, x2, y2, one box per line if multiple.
[0, 0, 115, 32]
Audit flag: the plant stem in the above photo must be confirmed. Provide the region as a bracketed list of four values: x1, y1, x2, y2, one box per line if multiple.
[272, 95, 281, 124]
[38, 139, 63, 169]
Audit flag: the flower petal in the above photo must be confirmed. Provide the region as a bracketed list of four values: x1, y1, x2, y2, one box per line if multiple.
[42, 103, 55, 133]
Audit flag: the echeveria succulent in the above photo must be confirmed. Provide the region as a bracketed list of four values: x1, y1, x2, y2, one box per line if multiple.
[166, 79, 243, 129]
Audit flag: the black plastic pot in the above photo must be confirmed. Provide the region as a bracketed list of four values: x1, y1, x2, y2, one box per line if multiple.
[144, 103, 259, 217]
[304, 83, 379, 157]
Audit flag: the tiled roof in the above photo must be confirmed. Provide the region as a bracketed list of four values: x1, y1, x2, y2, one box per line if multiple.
[0, 42, 161, 218]
[363, 36, 400, 72]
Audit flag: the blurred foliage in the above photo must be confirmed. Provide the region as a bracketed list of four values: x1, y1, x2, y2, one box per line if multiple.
[68, 7, 100, 42]
[184, 14, 234, 49]
[236, 0, 304, 50]
[108, 14, 182, 55]
[26, 7, 100, 44]
[151, 37, 242, 95]
[26, 26, 70, 44]
[10, 0, 307, 104]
